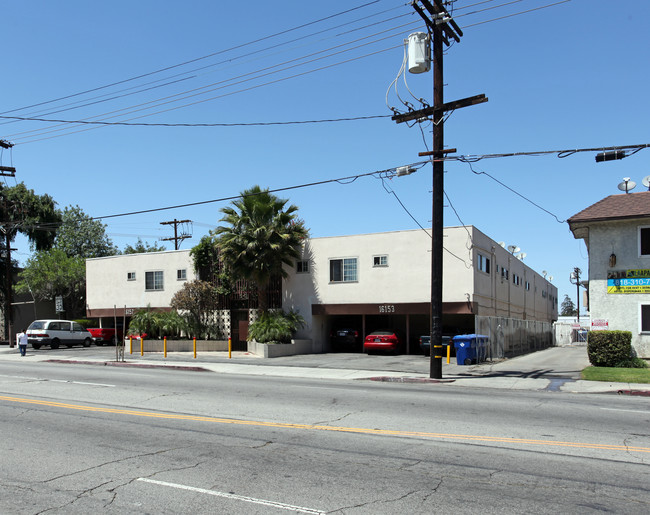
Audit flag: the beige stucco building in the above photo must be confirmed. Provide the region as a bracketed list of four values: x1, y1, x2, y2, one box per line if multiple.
[569, 191, 650, 358]
[85, 226, 558, 355]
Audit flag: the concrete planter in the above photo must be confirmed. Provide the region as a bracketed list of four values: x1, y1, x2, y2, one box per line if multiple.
[248, 339, 318, 358]
[124, 338, 229, 353]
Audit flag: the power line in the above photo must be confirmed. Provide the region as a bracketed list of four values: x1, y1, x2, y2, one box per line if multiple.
[90, 160, 431, 221]
[0, 1, 385, 116]
[0, 114, 391, 128]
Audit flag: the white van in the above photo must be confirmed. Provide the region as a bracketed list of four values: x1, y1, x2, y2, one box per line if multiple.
[26, 320, 93, 349]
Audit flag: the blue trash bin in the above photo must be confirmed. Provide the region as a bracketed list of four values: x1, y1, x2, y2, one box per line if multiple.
[454, 335, 476, 365]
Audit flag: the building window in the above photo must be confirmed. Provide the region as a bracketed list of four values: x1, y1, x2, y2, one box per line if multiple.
[641, 304, 650, 332]
[330, 258, 358, 282]
[501, 267, 509, 280]
[127, 272, 136, 281]
[640, 227, 650, 256]
[477, 254, 490, 274]
[542, 290, 547, 298]
[145, 271, 164, 291]
[177, 269, 187, 281]
[525, 281, 530, 291]
[297, 260, 309, 273]
[373, 255, 388, 267]
[512, 273, 520, 286]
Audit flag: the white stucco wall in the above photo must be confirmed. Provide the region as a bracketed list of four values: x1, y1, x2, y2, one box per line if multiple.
[282, 227, 557, 338]
[86, 250, 197, 313]
[587, 221, 650, 357]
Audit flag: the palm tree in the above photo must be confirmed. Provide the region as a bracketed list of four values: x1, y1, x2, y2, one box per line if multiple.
[215, 186, 308, 313]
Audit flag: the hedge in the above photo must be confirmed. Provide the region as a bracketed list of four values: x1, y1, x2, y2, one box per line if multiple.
[587, 330, 632, 367]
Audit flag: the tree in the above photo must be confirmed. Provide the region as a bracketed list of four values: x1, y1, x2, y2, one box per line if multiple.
[16, 249, 86, 318]
[123, 238, 166, 254]
[215, 186, 308, 312]
[170, 280, 221, 339]
[0, 183, 60, 338]
[16, 205, 116, 318]
[560, 294, 577, 316]
[55, 205, 117, 258]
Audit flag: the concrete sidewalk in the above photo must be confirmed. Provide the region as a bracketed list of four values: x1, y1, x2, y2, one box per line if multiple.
[1, 344, 648, 395]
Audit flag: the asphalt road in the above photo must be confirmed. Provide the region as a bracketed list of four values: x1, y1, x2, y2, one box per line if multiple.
[1, 359, 649, 514]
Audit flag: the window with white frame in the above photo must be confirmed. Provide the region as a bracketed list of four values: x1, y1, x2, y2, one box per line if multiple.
[145, 271, 164, 291]
[477, 253, 490, 274]
[641, 304, 650, 332]
[640, 226, 650, 256]
[373, 255, 388, 267]
[512, 273, 520, 286]
[501, 267, 509, 280]
[330, 258, 358, 282]
[127, 272, 136, 281]
[297, 260, 309, 273]
[177, 269, 187, 281]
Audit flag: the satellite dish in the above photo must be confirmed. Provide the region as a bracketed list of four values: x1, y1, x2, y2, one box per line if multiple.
[507, 245, 520, 254]
[548, 276, 554, 282]
[498, 241, 506, 248]
[517, 252, 527, 260]
[618, 177, 636, 194]
[642, 176, 650, 190]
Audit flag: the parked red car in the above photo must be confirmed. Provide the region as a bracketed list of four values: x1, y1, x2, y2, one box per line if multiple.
[363, 330, 403, 354]
[88, 327, 123, 346]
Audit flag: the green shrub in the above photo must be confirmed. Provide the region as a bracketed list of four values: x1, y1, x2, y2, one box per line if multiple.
[614, 357, 649, 369]
[587, 330, 632, 367]
[247, 310, 305, 344]
[74, 319, 95, 329]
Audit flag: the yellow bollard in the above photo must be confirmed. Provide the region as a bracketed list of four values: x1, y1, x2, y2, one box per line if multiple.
[228, 336, 232, 359]
[447, 343, 451, 364]
[140, 336, 144, 356]
[164, 336, 167, 358]
[193, 337, 196, 359]
[129, 336, 132, 355]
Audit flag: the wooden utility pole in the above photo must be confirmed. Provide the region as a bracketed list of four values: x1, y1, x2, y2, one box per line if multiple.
[394, 1, 487, 379]
[0, 139, 16, 346]
[160, 219, 192, 250]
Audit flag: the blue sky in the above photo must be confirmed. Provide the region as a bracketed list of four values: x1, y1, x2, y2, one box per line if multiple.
[2, 0, 649, 311]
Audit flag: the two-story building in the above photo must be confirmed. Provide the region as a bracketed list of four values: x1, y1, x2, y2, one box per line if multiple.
[568, 191, 650, 358]
[86, 226, 557, 356]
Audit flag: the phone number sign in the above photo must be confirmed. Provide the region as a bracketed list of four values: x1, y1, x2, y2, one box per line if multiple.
[607, 269, 650, 294]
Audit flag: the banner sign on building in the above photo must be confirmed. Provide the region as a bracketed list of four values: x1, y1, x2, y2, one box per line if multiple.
[591, 319, 609, 331]
[607, 269, 650, 294]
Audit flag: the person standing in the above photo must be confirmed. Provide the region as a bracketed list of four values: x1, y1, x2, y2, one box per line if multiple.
[18, 330, 28, 357]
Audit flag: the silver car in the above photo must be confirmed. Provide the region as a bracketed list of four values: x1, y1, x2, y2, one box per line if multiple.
[26, 320, 92, 349]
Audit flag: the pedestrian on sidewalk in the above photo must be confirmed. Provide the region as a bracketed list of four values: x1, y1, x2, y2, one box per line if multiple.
[18, 330, 28, 357]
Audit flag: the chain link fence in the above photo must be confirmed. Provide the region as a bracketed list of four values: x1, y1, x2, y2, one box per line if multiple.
[475, 315, 554, 360]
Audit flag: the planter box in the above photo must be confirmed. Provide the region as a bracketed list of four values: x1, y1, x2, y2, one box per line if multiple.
[124, 338, 229, 353]
[248, 339, 318, 358]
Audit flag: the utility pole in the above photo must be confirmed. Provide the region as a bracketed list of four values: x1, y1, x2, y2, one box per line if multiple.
[1, 138, 16, 346]
[395, 1, 487, 379]
[570, 267, 582, 323]
[160, 219, 192, 250]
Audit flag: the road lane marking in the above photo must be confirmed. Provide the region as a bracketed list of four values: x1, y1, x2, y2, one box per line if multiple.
[1, 395, 649, 454]
[137, 478, 324, 514]
[600, 407, 650, 414]
[0, 375, 115, 387]
[50, 379, 116, 387]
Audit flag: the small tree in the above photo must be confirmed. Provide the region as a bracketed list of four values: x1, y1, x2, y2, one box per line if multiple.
[170, 280, 221, 339]
[123, 238, 166, 254]
[560, 294, 577, 316]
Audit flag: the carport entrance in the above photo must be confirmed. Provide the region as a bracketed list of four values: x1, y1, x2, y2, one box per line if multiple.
[314, 302, 476, 355]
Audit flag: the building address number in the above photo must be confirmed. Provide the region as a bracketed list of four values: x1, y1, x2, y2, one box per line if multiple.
[378, 304, 395, 313]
